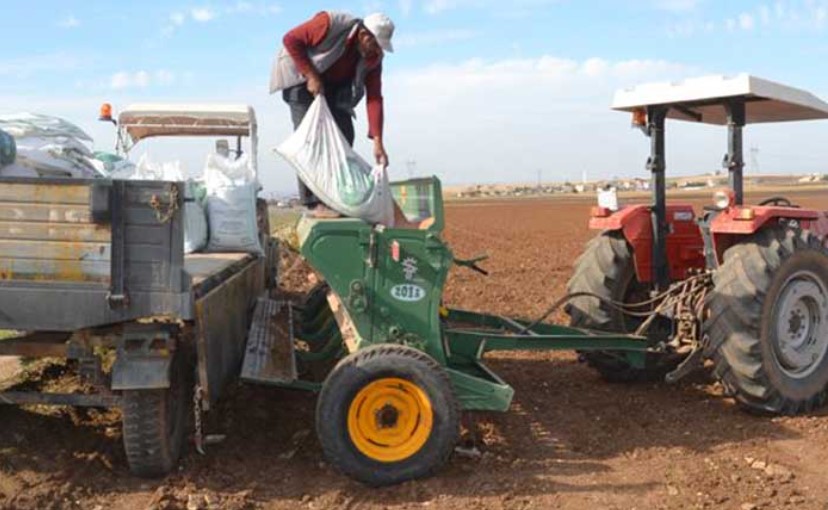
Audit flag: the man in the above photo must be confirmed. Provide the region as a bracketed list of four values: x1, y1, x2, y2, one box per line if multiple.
[270, 11, 394, 215]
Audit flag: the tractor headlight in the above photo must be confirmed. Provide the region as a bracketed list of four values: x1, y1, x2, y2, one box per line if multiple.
[713, 189, 735, 210]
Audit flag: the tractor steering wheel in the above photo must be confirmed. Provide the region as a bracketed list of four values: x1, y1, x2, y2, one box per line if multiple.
[758, 196, 793, 207]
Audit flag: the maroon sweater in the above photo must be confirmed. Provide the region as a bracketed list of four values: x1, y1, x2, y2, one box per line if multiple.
[283, 11, 384, 139]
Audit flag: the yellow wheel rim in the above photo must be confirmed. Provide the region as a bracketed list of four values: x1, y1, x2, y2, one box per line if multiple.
[347, 377, 433, 463]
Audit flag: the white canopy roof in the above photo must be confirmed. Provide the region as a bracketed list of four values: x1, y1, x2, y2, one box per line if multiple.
[117, 103, 259, 176]
[118, 104, 256, 142]
[612, 74, 828, 124]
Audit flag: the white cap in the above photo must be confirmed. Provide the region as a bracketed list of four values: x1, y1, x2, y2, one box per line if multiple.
[363, 13, 395, 53]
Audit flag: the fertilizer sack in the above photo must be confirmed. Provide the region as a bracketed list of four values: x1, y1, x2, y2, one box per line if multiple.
[276, 95, 393, 226]
[204, 153, 262, 255]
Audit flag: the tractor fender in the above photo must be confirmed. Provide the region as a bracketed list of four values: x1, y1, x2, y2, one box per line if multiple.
[709, 206, 822, 264]
[589, 204, 705, 282]
[111, 327, 176, 391]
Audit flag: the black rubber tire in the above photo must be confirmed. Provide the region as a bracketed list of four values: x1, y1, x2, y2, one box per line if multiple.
[565, 231, 676, 382]
[705, 227, 828, 415]
[122, 350, 191, 478]
[316, 344, 460, 486]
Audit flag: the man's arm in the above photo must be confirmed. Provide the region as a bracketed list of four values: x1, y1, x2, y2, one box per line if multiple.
[365, 66, 388, 167]
[283, 11, 330, 95]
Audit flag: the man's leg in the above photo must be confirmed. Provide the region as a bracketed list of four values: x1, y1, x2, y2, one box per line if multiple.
[330, 109, 356, 147]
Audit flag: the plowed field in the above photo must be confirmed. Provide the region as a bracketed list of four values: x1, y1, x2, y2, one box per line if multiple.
[2, 190, 828, 510]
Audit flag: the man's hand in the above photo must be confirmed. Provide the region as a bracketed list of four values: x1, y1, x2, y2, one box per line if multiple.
[373, 138, 389, 168]
[306, 72, 324, 97]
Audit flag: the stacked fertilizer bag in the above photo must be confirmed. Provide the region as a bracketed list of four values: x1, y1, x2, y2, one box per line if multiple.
[276, 95, 394, 226]
[0, 113, 106, 178]
[203, 153, 263, 255]
[112, 154, 209, 254]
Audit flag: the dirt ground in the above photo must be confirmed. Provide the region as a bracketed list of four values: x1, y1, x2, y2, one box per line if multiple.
[2, 190, 828, 509]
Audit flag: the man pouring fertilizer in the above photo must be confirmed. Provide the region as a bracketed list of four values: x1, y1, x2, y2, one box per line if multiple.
[271, 10, 396, 222]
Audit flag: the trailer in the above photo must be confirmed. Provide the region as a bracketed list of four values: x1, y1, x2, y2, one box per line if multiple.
[0, 104, 277, 477]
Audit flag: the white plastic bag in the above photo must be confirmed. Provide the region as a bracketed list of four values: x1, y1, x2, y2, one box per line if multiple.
[203, 153, 256, 187]
[113, 154, 186, 181]
[183, 182, 208, 254]
[276, 96, 394, 226]
[204, 153, 262, 254]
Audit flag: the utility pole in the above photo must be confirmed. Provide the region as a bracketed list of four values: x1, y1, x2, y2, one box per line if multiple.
[405, 160, 416, 179]
[750, 146, 760, 175]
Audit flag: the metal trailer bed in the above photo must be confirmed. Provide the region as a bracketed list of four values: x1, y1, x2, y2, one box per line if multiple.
[0, 176, 277, 476]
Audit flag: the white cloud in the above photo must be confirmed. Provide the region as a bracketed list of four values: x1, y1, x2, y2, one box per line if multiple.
[228, 1, 253, 13]
[423, 0, 559, 16]
[665, 2, 828, 38]
[399, 0, 413, 16]
[109, 70, 175, 90]
[380, 55, 701, 186]
[760, 5, 772, 25]
[155, 70, 176, 86]
[170, 12, 186, 26]
[395, 29, 478, 48]
[653, 0, 703, 12]
[191, 7, 216, 22]
[57, 15, 80, 28]
[739, 12, 755, 30]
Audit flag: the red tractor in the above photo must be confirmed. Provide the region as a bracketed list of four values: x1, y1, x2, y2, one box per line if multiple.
[567, 74, 828, 414]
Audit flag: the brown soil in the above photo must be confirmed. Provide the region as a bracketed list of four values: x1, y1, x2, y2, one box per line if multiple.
[2, 190, 828, 509]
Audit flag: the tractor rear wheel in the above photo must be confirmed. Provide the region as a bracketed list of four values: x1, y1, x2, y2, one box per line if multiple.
[566, 232, 677, 382]
[315, 344, 460, 486]
[705, 227, 828, 414]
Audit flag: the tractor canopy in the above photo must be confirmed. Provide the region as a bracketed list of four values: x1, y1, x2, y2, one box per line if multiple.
[612, 74, 828, 125]
[116, 103, 259, 175]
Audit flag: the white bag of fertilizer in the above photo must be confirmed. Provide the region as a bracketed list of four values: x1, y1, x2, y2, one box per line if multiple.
[275, 95, 393, 226]
[203, 154, 262, 254]
[182, 183, 208, 254]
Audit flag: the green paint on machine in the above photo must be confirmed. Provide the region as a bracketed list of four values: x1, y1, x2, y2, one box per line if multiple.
[297, 177, 656, 412]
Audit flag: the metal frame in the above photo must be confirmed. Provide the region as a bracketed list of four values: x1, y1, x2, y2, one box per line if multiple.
[724, 99, 746, 205]
[646, 106, 670, 289]
[642, 98, 747, 285]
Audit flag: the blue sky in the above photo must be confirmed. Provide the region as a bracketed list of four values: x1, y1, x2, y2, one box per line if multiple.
[3, 0, 828, 194]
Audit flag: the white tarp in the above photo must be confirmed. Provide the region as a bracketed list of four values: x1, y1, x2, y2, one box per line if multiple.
[0, 113, 102, 178]
[276, 96, 394, 226]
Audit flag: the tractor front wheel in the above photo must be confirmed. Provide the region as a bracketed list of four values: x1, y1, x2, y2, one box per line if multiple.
[705, 227, 828, 414]
[566, 232, 677, 382]
[315, 344, 460, 486]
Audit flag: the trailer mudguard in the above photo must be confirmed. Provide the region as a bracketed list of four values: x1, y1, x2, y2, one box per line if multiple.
[589, 204, 706, 282]
[111, 327, 175, 391]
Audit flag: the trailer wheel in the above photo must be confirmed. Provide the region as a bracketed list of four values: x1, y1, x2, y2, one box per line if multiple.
[122, 350, 191, 477]
[566, 232, 676, 382]
[705, 227, 828, 414]
[316, 344, 460, 486]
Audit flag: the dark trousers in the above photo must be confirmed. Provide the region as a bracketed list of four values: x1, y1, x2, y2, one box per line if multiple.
[283, 83, 355, 207]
